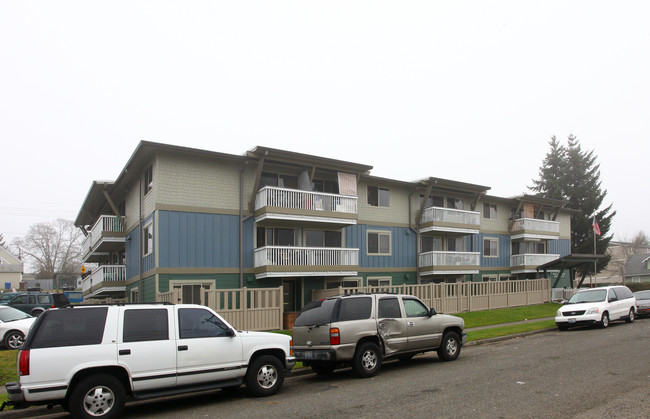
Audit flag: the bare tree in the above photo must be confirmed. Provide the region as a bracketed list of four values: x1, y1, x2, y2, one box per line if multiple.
[12, 219, 83, 277]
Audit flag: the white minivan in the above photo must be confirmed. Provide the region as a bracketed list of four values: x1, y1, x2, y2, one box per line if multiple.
[555, 286, 636, 330]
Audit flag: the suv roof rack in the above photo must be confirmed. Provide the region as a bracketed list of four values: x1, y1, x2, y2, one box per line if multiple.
[62, 302, 175, 308]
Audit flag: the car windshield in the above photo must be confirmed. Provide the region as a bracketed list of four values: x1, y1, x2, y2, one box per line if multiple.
[0, 306, 32, 322]
[567, 290, 607, 304]
[634, 291, 650, 300]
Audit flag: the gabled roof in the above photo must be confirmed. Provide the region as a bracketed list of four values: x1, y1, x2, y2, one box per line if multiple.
[624, 253, 650, 277]
[246, 146, 373, 174]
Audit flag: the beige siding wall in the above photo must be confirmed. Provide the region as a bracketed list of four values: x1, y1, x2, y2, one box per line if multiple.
[125, 175, 142, 231]
[479, 200, 510, 234]
[0, 272, 21, 290]
[357, 178, 410, 226]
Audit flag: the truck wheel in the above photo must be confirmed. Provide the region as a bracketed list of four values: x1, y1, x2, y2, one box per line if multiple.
[310, 362, 336, 375]
[68, 374, 125, 419]
[246, 355, 285, 397]
[437, 331, 461, 361]
[4, 331, 25, 350]
[352, 342, 381, 378]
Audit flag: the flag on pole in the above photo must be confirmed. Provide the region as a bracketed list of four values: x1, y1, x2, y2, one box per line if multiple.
[592, 216, 601, 236]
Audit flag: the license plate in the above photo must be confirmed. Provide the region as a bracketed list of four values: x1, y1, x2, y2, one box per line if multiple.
[568, 318, 576, 324]
[302, 350, 314, 359]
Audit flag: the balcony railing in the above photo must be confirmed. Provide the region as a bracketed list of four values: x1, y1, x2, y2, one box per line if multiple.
[254, 246, 359, 268]
[82, 265, 126, 294]
[255, 186, 357, 218]
[510, 253, 560, 268]
[82, 215, 126, 257]
[418, 251, 481, 271]
[419, 207, 480, 233]
[510, 218, 560, 237]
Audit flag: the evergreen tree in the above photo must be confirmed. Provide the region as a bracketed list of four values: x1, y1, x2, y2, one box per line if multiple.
[530, 135, 616, 273]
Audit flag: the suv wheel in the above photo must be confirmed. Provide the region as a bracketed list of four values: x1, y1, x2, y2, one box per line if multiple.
[310, 362, 336, 375]
[246, 355, 285, 397]
[4, 331, 25, 350]
[437, 332, 461, 362]
[352, 342, 381, 378]
[625, 308, 635, 323]
[69, 374, 125, 419]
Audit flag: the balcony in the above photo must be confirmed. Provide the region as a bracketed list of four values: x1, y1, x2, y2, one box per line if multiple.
[82, 215, 126, 262]
[418, 251, 481, 276]
[254, 246, 359, 279]
[419, 207, 480, 235]
[254, 186, 357, 226]
[510, 218, 560, 241]
[510, 253, 560, 273]
[81, 265, 126, 298]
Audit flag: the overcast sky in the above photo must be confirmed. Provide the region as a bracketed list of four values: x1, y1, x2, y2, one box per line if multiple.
[2, 1, 649, 247]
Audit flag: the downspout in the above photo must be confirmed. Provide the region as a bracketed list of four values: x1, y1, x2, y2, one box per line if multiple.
[138, 175, 143, 302]
[239, 162, 246, 288]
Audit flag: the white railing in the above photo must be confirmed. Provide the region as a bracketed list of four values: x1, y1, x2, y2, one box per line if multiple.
[420, 207, 481, 227]
[511, 253, 560, 267]
[511, 218, 560, 234]
[255, 186, 357, 214]
[254, 246, 359, 267]
[82, 265, 126, 291]
[83, 215, 126, 255]
[418, 251, 481, 268]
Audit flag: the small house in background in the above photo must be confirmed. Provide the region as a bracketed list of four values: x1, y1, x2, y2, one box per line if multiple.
[0, 246, 23, 291]
[624, 253, 650, 283]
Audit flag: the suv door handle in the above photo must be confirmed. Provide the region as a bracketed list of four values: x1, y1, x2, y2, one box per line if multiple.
[178, 345, 188, 351]
[407, 321, 414, 327]
[119, 349, 131, 356]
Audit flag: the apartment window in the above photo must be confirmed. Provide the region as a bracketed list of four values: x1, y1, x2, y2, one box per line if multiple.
[312, 179, 339, 194]
[257, 227, 296, 247]
[130, 288, 139, 303]
[144, 165, 153, 195]
[368, 277, 392, 287]
[305, 230, 342, 247]
[260, 172, 298, 189]
[499, 275, 515, 281]
[483, 203, 497, 219]
[482, 275, 498, 282]
[326, 278, 361, 289]
[512, 242, 545, 255]
[143, 222, 153, 256]
[368, 186, 390, 207]
[447, 237, 465, 252]
[446, 198, 464, 210]
[421, 236, 443, 253]
[483, 238, 498, 258]
[367, 231, 391, 255]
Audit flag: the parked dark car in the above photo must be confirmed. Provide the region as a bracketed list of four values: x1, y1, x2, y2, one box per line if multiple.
[634, 290, 650, 317]
[3, 292, 69, 316]
[0, 292, 22, 304]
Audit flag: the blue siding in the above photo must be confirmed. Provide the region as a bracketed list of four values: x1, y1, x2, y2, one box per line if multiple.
[345, 224, 416, 268]
[475, 234, 511, 268]
[158, 210, 241, 268]
[549, 239, 571, 257]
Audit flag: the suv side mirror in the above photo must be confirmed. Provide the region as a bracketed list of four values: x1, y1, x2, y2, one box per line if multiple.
[428, 308, 437, 317]
[226, 328, 235, 337]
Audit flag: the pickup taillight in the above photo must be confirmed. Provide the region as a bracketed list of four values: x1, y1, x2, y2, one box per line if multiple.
[330, 328, 340, 345]
[19, 350, 30, 376]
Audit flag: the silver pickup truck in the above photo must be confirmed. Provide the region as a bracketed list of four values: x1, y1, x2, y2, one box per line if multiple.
[292, 293, 466, 378]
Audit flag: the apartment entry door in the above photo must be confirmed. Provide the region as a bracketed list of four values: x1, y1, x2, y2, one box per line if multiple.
[282, 279, 302, 329]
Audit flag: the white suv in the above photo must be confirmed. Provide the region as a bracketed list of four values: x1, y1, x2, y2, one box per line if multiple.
[555, 286, 636, 330]
[6, 303, 295, 418]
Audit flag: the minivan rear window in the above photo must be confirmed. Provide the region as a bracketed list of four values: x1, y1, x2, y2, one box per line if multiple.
[29, 307, 108, 349]
[294, 299, 338, 327]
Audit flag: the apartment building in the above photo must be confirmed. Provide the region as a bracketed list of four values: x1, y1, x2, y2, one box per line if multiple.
[75, 141, 573, 311]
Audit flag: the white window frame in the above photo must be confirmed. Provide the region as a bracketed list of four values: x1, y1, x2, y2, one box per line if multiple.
[367, 186, 390, 207]
[483, 203, 497, 219]
[144, 164, 154, 196]
[367, 230, 392, 256]
[482, 275, 498, 282]
[367, 277, 392, 287]
[130, 287, 139, 303]
[143, 222, 154, 256]
[483, 237, 499, 258]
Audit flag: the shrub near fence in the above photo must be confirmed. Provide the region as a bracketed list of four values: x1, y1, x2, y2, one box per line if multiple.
[312, 279, 551, 314]
[158, 287, 283, 331]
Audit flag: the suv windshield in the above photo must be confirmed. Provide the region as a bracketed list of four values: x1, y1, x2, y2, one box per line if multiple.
[567, 290, 607, 304]
[294, 299, 338, 327]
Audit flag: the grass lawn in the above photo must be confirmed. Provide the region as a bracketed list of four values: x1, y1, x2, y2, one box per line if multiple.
[466, 320, 556, 342]
[454, 303, 561, 328]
